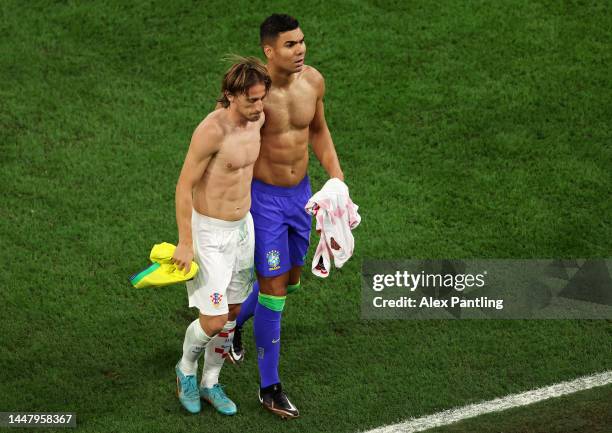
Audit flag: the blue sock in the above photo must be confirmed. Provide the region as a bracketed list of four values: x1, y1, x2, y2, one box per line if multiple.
[236, 281, 259, 328]
[254, 294, 285, 388]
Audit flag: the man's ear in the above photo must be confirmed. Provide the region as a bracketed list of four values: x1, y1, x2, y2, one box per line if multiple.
[263, 44, 273, 60]
[226, 91, 234, 103]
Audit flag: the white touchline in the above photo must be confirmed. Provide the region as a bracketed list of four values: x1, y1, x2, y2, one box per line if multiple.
[361, 370, 612, 433]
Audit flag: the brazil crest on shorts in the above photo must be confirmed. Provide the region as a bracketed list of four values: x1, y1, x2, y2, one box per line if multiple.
[267, 250, 280, 271]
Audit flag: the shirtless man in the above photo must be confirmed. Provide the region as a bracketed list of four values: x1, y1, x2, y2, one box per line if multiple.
[230, 14, 344, 419]
[171, 57, 271, 416]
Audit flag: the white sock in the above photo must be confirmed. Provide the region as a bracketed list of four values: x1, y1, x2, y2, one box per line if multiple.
[201, 320, 235, 388]
[178, 319, 212, 376]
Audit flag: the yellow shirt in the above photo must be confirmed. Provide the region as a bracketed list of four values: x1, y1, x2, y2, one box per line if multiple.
[130, 242, 198, 288]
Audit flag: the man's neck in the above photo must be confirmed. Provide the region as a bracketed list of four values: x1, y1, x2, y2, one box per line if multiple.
[226, 107, 248, 128]
[266, 63, 296, 88]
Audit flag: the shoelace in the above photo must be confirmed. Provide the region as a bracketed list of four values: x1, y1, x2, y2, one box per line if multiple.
[181, 376, 199, 399]
[211, 384, 230, 403]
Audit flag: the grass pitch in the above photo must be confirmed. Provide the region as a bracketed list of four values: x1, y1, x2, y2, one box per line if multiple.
[1, 1, 611, 432]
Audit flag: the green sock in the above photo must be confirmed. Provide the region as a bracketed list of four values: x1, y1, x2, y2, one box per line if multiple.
[287, 280, 301, 295]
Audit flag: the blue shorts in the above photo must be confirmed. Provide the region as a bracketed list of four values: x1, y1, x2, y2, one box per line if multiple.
[251, 176, 312, 277]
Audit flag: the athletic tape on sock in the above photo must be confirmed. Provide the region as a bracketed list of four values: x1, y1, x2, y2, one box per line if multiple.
[258, 293, 286, 312]
[287, 280, 301, 295]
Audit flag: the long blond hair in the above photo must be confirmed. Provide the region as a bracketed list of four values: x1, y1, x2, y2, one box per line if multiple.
[217, 56, 271, 108]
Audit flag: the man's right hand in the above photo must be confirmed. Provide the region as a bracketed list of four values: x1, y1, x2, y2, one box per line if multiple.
[172, 243, 194, 274]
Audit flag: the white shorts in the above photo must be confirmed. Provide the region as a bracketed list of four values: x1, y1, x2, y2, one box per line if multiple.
[186, 210, 255, 316]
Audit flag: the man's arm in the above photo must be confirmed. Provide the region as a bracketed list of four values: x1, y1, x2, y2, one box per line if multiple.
[309, 70, 344, 181]
[172, 120, 222, 272]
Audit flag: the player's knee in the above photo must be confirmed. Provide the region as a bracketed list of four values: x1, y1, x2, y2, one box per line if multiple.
[259, 274, 290, 296]
[199, 313, 228, 336]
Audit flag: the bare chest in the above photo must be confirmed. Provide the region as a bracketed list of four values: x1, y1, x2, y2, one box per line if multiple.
[264, 83, 317, 132]
[215, 129, 261, 170]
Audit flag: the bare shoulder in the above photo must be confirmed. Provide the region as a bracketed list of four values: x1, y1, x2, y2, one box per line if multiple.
[303, 65, 324, 83]
[302, 65, 325, 95]
[191, 111, 225, 153]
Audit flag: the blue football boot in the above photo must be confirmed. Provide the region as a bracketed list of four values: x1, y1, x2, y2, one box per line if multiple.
[200, 384, 237, 415]
[175, 363, 201, 414]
